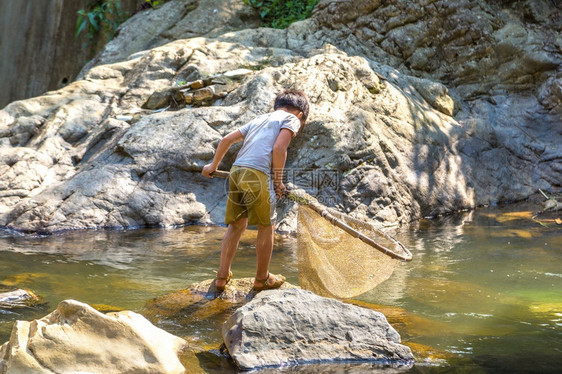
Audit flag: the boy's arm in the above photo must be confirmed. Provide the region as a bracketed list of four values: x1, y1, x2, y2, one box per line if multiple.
[201, 130, 244, 178]
[271, 128, 294, 198]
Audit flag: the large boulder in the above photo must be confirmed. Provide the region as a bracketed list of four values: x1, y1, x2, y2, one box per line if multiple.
[222, 288, 414, 370]
[0, 299, 187, 374]
[79, 0, 260, 73]
[312, 0, 561, 95]
[0, 0, 560, 234]
[0, 39, 466, 231]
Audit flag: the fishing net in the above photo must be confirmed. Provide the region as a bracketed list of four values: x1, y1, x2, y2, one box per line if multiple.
[297, 202, 408, 299]
[204, 168, 411, 299]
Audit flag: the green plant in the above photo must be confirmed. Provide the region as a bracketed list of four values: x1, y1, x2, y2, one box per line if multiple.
[76, 0, 170, 43]
[75, 0, 123, 41]
[244, 0, 319, 29]
[144, 0, 166, 7]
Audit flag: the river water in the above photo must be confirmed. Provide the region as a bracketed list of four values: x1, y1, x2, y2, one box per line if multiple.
[1, 203, 561, 373]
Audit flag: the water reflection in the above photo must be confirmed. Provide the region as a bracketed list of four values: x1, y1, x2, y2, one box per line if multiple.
[363, 204, 561, 373]
[0, 203, 561, 373]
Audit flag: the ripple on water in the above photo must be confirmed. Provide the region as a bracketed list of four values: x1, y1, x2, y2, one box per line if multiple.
[0, 204, 561, 373]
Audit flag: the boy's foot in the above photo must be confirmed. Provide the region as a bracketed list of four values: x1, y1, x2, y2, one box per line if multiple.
[215, 271, 232, 292]
[253, 273, 285, 292]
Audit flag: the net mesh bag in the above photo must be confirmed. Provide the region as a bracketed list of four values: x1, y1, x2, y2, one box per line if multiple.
[297, 204, 399, 299]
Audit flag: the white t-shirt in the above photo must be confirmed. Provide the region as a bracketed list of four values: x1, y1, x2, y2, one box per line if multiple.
[233, 110, 301, 175]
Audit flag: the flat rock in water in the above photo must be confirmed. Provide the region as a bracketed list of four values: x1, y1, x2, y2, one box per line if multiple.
[189, 277, 297, 303]
[142, 278, 298, 335]
[0, 299, 187, 374]
[0, 287, 41, 309]
[222, 288, 414, 371]
[145, 277, 297, 313]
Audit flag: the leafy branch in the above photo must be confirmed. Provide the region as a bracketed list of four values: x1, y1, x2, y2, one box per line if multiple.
[76, 1, 168, 43]
[75, 0, 124, 41]
[244, 0, 319, 29]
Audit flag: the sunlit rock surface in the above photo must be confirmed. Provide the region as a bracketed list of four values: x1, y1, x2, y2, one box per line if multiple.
[0, 0, 559, 233]
[0, 299, 187, 374]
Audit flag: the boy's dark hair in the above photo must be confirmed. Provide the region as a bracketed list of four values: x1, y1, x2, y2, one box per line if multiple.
[274, 89, 309, 122]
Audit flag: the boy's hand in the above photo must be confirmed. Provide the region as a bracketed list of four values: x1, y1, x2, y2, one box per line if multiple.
[201, 163, 217, 178]
[274, 181, 287, 199]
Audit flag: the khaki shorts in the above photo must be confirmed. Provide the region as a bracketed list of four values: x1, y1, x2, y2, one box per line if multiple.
[225, 166, 276, 226]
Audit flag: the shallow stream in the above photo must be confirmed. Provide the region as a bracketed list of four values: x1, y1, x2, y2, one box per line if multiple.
[1, 204, 561, 373]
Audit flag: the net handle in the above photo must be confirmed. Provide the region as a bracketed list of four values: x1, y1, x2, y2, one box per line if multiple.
[298, 197, 412, 261]
[210, 170, 230, 178]
[206, 169, 413, 261]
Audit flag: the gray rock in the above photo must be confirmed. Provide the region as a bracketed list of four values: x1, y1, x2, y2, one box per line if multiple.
[313, 0, 561, 95]
[538, 76, 562, 115]
[408, 76, 456, 116]
[78, 0, 260, 75]
[0, 0, 140, 108]
[544, 197, 562, 212]
[222, 68, 254, 79]
[222, 288, 414, 370]
[189, 277, 297, 304]
[143, 88, 177, 110]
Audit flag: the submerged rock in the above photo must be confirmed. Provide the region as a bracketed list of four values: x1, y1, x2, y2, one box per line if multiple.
[0, 287, 40, 309]
[145, 277, 297, 312]
[543, 197, 562, 212]
[406, 277, 521, 315]
[190, 276, 297, 303]
[345, 300, 453, 340]
[222, 288, 414, 370]
[0, 299, 187, 374]
[142, 277, 297, 344]
[401, 342, 452, 366]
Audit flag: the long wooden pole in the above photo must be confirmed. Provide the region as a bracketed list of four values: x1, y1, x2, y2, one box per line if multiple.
[209, 170, 412, 261]
[304, 198, 412, 261]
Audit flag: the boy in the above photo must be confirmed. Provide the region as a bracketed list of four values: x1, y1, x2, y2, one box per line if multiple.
[201, 89, 309, 291]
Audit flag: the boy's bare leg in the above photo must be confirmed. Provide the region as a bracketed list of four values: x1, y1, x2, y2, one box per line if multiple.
[254, 224, 274, 285]
[216, 217, 248, 288]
